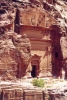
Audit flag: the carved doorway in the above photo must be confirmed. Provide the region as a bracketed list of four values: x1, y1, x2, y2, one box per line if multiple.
[31, 54, 41, 77]
[31, 65, 36, 77]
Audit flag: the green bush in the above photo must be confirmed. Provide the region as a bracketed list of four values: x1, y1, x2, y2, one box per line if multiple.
[31, 78, 45, 88]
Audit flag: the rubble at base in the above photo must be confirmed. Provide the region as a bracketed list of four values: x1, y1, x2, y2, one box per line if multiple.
[0, 78, 67, 100]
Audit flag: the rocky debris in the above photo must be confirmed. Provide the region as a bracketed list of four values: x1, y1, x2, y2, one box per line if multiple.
[22, 72, 32, 79]
[0, 78, 67, 99]
[0, 70, 17, 81]
[37, 70, 52, 78]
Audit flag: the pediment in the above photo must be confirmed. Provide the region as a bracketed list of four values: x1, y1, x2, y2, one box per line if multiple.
[31, 54, 41, 59]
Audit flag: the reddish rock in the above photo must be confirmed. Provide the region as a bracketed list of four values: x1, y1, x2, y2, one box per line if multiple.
[0, 32, 31, 80]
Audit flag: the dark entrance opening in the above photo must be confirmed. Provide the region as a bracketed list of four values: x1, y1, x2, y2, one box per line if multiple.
[31, 65, 36, 77]
[55, 52, 58, 58]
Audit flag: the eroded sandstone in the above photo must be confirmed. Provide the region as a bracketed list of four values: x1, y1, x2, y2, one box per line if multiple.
[0, 30, 31, 80]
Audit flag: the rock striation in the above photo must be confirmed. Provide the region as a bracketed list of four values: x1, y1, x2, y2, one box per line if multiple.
[0, 31, 31, 80]
[0, 0, 67, 78]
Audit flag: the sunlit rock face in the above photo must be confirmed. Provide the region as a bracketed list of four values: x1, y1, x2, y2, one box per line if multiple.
[60, 35, 67, 78]
[0, 31, 31, 80]
[0, 0, 67, 79]
[16, 3, 63, 77]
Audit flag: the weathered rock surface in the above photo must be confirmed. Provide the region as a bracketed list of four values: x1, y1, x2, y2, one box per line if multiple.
[0, 0, 67, 78]
[0, 31, 31, 80]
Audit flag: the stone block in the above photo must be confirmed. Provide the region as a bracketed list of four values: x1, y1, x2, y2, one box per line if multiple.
[23, 89, 36, 100]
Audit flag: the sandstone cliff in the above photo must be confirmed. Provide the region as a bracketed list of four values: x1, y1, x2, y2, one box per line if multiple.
[0, 0, 67, 78]
[0, 31, 31, 80]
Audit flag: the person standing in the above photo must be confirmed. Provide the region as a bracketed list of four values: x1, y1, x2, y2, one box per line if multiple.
[61, 68, 65, 80]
